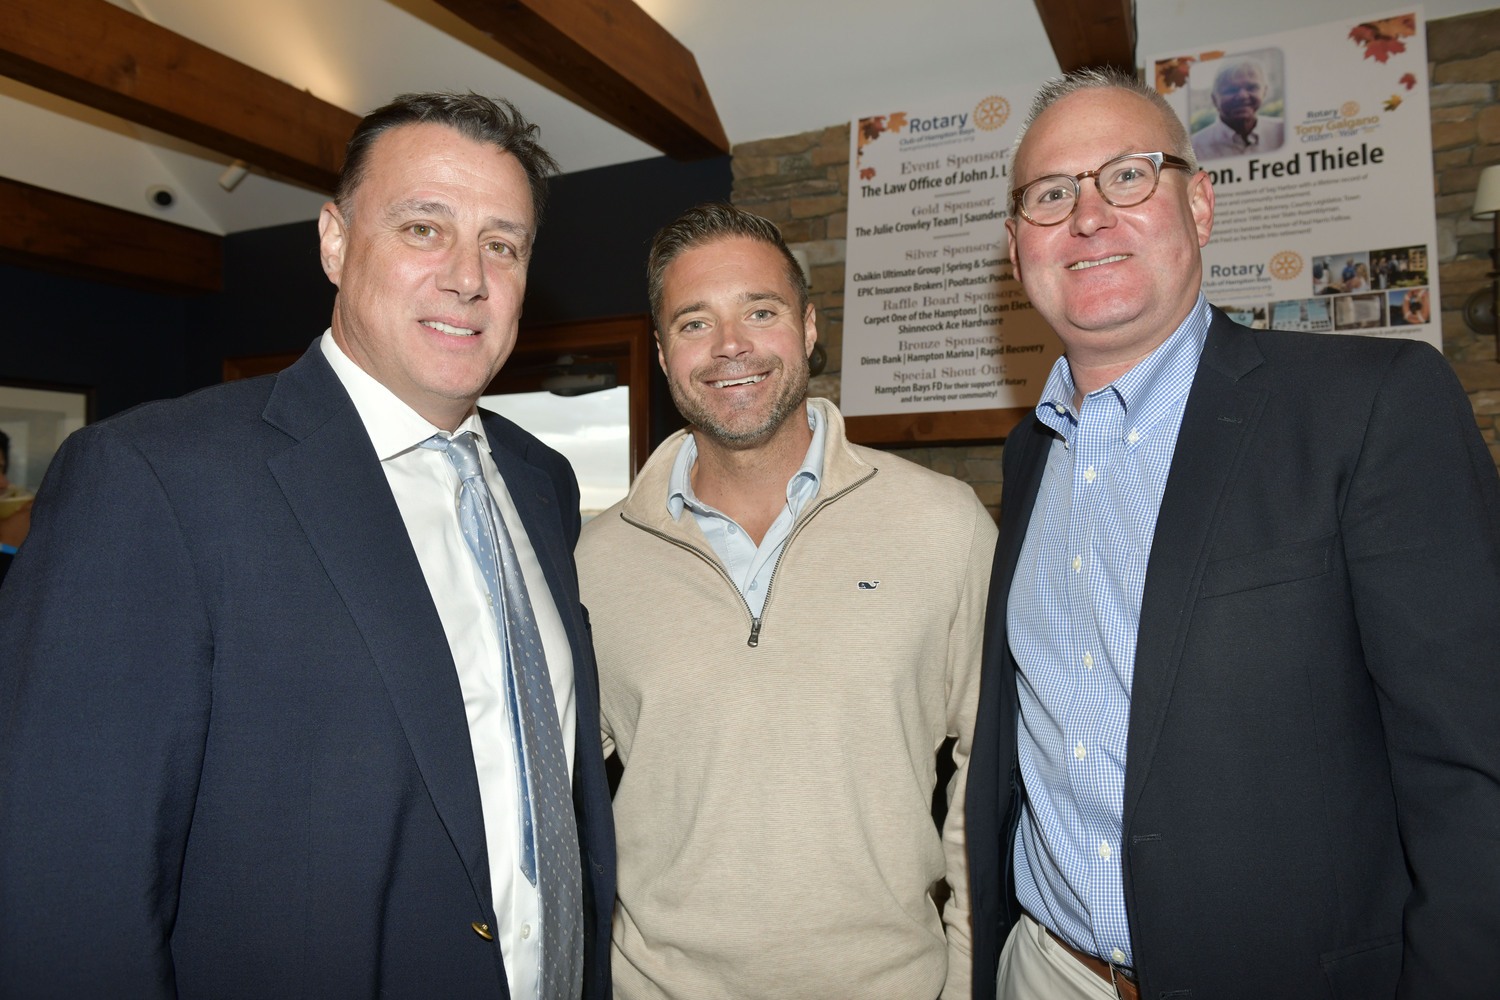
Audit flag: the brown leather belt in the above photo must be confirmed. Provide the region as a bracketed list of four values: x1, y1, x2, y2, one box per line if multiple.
[1040, 923, 1140, 1000]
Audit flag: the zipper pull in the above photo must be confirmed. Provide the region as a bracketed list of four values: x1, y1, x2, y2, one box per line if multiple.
[747, 618, 762, 647]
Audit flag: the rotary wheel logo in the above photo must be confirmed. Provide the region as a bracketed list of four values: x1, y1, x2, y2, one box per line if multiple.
[1268, 251, 1303, 280]
[1340, 100, 1360, 118]
[974, 96, 1010, 131]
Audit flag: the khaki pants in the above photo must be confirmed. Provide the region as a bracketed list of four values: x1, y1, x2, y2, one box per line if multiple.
[996, 914, 1119, 1000]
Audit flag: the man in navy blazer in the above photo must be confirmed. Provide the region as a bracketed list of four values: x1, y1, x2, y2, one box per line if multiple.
[0, 94, 613, 999]
[966, 70, 1500, 999]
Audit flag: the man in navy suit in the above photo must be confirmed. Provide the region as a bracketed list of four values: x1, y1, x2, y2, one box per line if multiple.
[966, 69, 1500, 999]
[0, 93, 613, 999]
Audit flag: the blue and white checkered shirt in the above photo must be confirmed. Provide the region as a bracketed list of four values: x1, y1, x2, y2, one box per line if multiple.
[1009, 294, 1211, 968]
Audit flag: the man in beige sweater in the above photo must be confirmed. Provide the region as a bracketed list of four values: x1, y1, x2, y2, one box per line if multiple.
[576, 203, 996, 999]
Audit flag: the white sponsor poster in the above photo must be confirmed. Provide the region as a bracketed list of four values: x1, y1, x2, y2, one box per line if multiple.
[840, 91, 1063, 418]
[1151, 8, 1440, 349]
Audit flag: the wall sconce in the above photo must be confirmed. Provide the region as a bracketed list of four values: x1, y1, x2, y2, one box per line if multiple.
[1469, 165, 1500, 343]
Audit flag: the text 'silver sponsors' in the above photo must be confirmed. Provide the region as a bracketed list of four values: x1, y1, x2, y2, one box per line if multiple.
[843, 91, 1061, 418]
[1151, 9, 1440, 347]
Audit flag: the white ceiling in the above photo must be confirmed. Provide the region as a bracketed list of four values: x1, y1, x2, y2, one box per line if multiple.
[2, 0, 1491, 236]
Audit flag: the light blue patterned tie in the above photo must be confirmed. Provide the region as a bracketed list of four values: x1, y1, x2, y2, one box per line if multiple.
[422, 431, 584, 1000]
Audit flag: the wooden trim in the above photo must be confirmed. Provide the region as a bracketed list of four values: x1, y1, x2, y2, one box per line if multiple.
[0, 0, 360, 191]
[1030, 0, 1136, 74]
[844, 407, 1030, 447]
[0, 175, 221, 294]
[498, 314, 656, 477]
[433, 0, 729, 160]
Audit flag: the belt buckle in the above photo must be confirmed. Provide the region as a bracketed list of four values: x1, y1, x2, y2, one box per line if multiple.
[1107, 961, 1137, 1000]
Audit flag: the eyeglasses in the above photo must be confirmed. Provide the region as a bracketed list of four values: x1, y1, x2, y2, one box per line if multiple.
[1010, 151, 1194, 227]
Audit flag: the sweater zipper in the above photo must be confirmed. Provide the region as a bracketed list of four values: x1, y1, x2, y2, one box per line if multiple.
[624, 468, 877, 648]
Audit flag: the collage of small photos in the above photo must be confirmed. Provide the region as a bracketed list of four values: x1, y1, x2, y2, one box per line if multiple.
[1219, 244, 1432, 334]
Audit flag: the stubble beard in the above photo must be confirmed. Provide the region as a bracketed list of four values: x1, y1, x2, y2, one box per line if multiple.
[669, 355, 810, 450]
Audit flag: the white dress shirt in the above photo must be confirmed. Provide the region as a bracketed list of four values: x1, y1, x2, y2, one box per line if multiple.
[321, 333, 575, 1000]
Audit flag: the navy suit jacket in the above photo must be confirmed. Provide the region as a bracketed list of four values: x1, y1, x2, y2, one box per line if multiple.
[966, 312, 1500, 999]
[0, 344, 615, 999]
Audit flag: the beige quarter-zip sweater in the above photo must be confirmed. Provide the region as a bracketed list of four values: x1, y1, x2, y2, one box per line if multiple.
[577, 400, 996, 999]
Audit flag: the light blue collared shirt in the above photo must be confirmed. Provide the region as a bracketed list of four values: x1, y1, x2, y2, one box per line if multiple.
[1008, 294, 1212, 968]
[667, 406, 826, 618]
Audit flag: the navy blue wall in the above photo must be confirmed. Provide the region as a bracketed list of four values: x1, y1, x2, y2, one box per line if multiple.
[0, 154, 731, 423]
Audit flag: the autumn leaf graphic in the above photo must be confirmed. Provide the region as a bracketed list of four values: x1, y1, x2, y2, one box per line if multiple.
[860, 167, 876, 181]
[1155, 56, 1194, 94]
[1199, 50, 1225, 62]
[887, 112, 908, 133]
[1399, 72, 1417, 90]
[1383, 94, 1403, 111]
[1373, 13, 1417, 38]
[859, 116, 887, 148]
[1350, 13, 1416, 63]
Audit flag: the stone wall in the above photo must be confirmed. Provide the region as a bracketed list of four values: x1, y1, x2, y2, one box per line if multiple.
[731, 8, 1500, 520]
[1428, 9, 1500, 468]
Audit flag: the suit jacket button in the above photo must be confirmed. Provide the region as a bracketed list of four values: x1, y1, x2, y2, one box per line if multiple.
[471, 921, 494, 941]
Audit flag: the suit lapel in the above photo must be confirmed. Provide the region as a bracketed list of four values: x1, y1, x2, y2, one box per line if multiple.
[1123, 313, 1267, 821]
[262, 347, 495, 914]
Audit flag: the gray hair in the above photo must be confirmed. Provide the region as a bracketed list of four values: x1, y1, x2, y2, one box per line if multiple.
[334, 92, 558, 226]
[646, 203, 808, 333]
[1009, 67, 1198, 205]
[1212, 59, 1268, 95]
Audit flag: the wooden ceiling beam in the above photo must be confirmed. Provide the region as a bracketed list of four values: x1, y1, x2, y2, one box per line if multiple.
[0, 0, 360, 192]
[434, 0, 729, 160]
[1031, 0, 1137, 74]
[0, 176, 222, 295]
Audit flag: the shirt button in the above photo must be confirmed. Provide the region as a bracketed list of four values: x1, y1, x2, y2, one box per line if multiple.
[1112, 948, 1127, 964]
[727, 525, 737, 534]
[521, 923, 531, 939]
[1074, 741, 1086, 760]
[1127, 429, 1140, 444]
[1071, 555, 1082, 573]
[1082, 652, 1094, 669]
[1098, 841, 1111, 859]
[749, 581, 758, 590]
[1083, 466, 1097, 483]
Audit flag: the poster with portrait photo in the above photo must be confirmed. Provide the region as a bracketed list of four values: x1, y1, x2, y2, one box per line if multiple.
[1152, 8, 1440, 349]
[1189, 49, 1287, 162]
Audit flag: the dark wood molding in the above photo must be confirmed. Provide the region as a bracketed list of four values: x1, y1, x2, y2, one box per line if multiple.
[496, 314, 655, 477]
[432, 0, 729, 160]
[0, 175, 221, 294]
[1030, 0, 1136, 74]
[844, 407, 1030, 448]
[0, 0, 360, 192]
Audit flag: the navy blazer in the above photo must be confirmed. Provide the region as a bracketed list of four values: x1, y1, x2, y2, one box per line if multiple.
[966, 311, 1500, 999]
[0, 344, 614, 999]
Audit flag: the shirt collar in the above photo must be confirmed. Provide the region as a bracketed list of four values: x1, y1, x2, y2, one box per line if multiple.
[319, 331, 487, 460]
[667, 404, 827, 520]
[1034, 293, 1211, 441]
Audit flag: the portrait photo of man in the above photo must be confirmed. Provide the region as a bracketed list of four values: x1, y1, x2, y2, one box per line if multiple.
[1190, 52, 1286, 161]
